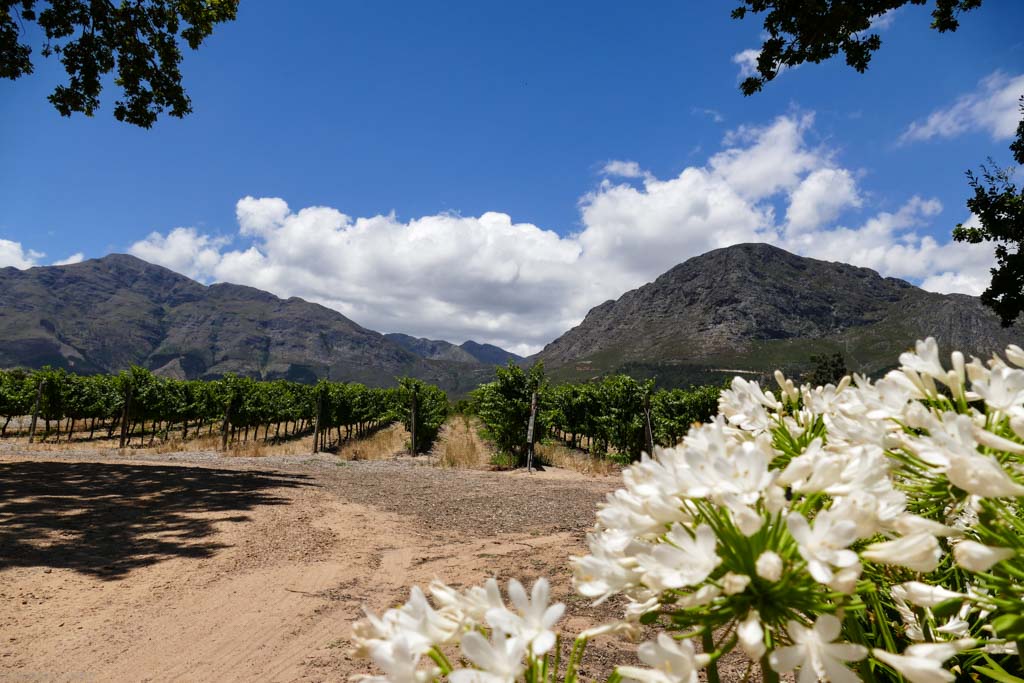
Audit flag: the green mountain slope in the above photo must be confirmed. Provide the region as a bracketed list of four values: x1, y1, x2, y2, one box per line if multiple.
[0, 254, 488, 393]
[535, 243, 1023, 386]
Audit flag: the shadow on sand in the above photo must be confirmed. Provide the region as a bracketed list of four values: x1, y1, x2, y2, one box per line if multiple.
[0, 460, 311, 579]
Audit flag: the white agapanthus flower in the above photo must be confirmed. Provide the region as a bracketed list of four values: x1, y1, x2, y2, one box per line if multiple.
[430, 578, 504, 624]
[861, 533, 942, 573]
[871, 640, 976, 683]
[952, 540, 1016, 572]
[617, 633, 708, 683]
[896, 582, 966, 609]
[786, 510, 860, 583]
[449, 631, 527, 683]
[363, 635, 440, 683]
[635, 524, 721, 591]
[484, 579, 564, 655]
[769, 614, 867, 683]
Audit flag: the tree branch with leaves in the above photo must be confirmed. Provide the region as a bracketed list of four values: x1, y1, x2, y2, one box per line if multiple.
[1, 0, 238, 127]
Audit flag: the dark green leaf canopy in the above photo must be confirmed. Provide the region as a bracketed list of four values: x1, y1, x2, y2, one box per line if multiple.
[731, 0, 982, 95]
[1, 0, 238, 126]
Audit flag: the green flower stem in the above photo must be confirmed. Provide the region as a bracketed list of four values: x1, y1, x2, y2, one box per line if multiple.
[915, 607, 934, 643]
[760, 652, 780, 683]
[843, 611, 879, 683]
[564, 637, 589, 683]
[702, 629, 721, 683]
[427, 646, 453, 675]
[552, 634, 561, 683]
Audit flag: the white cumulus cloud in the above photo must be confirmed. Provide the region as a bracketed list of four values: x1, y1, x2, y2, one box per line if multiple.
[52, 252, 85, 266]
[129, 227, 228, 280]
[601, 160, 646, 179]
[125, 113, 995, 355]
[732, 49, 761, 79]
[0, 239, 43, 269]
[901, 71, 1024, 143]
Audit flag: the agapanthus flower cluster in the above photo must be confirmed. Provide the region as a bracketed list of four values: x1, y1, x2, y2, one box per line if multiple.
[352, 339, 1024, 682]
[353, 577, 571, 683]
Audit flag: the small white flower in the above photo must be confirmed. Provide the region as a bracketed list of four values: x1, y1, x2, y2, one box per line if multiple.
[890, 585, 924, 641]
[430, 578, 504, 624]
[896, 582, 965, 608]
[1006, 344, 1024, 368]
[787, 510, 859, 583]
[578, 620, 641, 640]
[449, 631, 527, 683]
[365, 635, 440, 683]
[947, 449, 1024, 499]
[862, 533, 942, 573]
[769, 614, 867, 682]
[485, 578, 564, 655]
[755, 551, 783, 582]
[900, 338, 946, 384]
[953, 540, 1015, 572]
[871, 639, 975, 683]
[972, 364, 1024, 413]
[738, 610, 766, 659]
[617, 633, 707, 683]
[635, 524, 720, 591]
[827, 562, 863, 595]
[572, 532, 640, 603]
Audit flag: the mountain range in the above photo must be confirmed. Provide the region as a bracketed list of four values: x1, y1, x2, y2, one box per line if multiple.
[0, 254, 497, 394]
[534, 243, 1022, 386]
[1, 244, 1020, 393]
[384, 334, 522, 366]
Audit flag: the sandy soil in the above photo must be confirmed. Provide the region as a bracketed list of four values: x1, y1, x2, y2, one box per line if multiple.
[0, 446, 760, 682]
[0, 448, 624, 682]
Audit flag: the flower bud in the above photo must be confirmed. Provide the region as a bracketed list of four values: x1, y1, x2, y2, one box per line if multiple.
[953, 541, 1015, 572]
[755, 551, 783, 582]
[722, 572, 751, 595]
[738, 611, 766, 659]
[896, 582, 965, 608]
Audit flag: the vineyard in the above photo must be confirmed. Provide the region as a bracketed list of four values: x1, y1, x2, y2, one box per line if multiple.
[0, 367, 448, 454]
[2, 362, 720, 469]
[472, 362, 721, 466]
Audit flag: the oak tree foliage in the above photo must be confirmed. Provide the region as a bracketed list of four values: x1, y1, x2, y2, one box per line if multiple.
[730, 0, 982, 95]
[1, 0, 238, 126]
[953, 100, 1024, 327]
[733, 1, 1023, 326]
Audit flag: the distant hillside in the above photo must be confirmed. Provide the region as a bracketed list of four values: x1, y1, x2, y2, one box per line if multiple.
[4, 246, 1018, 395]
[386, 333, 522, 366]
[536, 243, 1023, 386]
[459, 340, 523, 366]
[0, 254, 489, 394]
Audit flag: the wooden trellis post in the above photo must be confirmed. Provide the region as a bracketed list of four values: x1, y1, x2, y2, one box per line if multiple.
[643, 393, 655, 457]
[119, 385, 133, 449]
[28, 379, 45, 444]
[221, 397, 232, 451]
[311, 390, 323, 454]
[525, 391, 538, 473]
[409, 388, 418, 455]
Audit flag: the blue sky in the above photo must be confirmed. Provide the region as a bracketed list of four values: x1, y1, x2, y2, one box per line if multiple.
[2, 0, 1023, 353]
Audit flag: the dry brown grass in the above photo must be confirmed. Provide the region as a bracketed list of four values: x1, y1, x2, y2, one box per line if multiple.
[535, 441, 619, 476]
[432, 415, 492, 469]
[337, 423, 409, 461]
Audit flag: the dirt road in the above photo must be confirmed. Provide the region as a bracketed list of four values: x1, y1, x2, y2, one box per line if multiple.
[0, 449, 626, 682]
